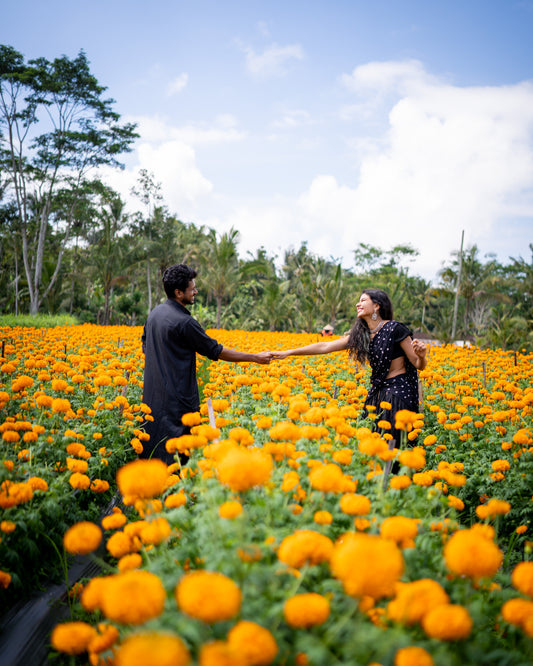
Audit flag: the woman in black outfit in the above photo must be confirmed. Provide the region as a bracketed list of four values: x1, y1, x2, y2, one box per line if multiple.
[271, 289, 427, 445]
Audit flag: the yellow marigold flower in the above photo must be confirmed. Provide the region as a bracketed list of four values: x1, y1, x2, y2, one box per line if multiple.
[69, 473, 91, 490]
[11, 375, 34, 392]
[340, 493, 371, 516]
[354, 518, 371, 531]
[216, 447, 273, 492]
[314, 510, 333, 525]
[117, 459, 168, 499]
[398, 449, 426, 470]
[444, 526, 503, 580]
[422, 604, 473, 640]
[394, 646, 434, 666]
[2, 430, 20, 443]
[199, 641, 247, 666]
[165, 492, 188, 509]
[309, 463, 354, 493]
[66, 457, 89, 473]
[117, 553, 143, 572]
[0, 481, 33, 508]
[330, 532, 404, 599]
[423, 434, 437, 446]
[219, 500, 243, 519]
[277, 530, 334, 569]
[181, 411, 201, 427]
[380, 400, 392, 410]
[63, 521, 102, 555]
[389, 475, 412, 490]
[380, 516, 419, 549]
[100, 570, 166, 624]
[387, 578, 449, 625]
[227, 621, 278, 666]
[51, 621, 97, 655]
[283, 593, 330, 628]
[191, 424, 221, 441]
[114, 633, 190, 666]
[90, 479, 110, 493]
[512, 561, 533, 597]
[175, 571, 242, 623]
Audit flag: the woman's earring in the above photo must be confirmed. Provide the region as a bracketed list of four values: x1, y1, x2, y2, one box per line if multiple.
[372, 311, 378, 321]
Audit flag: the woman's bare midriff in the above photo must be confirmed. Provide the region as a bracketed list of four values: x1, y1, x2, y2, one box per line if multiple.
[387, 357, 406, 379]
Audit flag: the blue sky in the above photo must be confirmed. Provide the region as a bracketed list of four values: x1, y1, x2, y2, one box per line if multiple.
[3, 0, 533, 281]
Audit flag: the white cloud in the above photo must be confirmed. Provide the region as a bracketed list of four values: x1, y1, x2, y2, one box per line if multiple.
[102, 61, 533, 282]
[243, 42, 304, 78]
[271, 109, 312, 129]
[166, 73, 188, 96]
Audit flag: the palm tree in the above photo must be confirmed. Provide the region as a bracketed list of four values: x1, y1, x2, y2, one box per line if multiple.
[201, 228, 241, 328]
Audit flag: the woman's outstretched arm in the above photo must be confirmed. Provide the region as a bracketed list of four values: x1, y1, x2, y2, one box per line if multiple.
[271, 335, 349, 359]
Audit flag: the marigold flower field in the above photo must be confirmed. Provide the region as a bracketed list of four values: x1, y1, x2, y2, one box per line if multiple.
[1, 324, 533, 665]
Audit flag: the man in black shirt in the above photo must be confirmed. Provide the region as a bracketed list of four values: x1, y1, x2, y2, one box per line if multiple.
[141, 263, 272, 463]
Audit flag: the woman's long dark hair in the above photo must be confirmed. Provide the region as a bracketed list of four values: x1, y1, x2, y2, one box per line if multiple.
[347, 289, 394, 364]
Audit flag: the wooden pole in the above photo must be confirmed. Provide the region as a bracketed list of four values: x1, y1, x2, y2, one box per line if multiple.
[451, 230, 464, 341]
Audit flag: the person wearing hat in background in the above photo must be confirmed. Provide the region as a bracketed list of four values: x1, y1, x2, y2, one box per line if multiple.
[321, 324, 334, 336]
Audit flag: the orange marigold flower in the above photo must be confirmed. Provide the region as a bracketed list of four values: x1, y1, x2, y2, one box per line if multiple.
[199, 641, 247, 666]
[117, 459, 168, 499]
[314, 510, 333, 525]
[50, 621, 97, 655]
[283, 593, 330, 628]
[423, 434, 437, 446]
[339, 493, 371, 516]
[175, 571, 242, 623]
[52, 398, 72, 413]
[512, 561, 533, 597]
[269, 421, 302, 441]
[216, 447, 273, 492]
[389, 475, 412, 490]
[422, 604, 473, 640]
[139, 517, 171, 545]
[63, 521, 102, 555]
[330, 532, 404, 599]
[117, 553, 143, 572]
[501, 597, 533, 629]
[380, 516, 419, 549]
[165, 492, 188, 509]
[166, 434, 207, 454]
[114, 633, 190, 666]
[387, 578, 449, 625]
[68, 473, 90, 490]
[398, 449, 426, 470]
[106, 531, 140, 558]
[476, 498, 511, 520]
[444, 525, 503, 580]
[394, 646, 434, 666]
[219, 500, 243, 519]
[0, 570, 12, 588]
[181, 411, 202, 427]
[102, 511, 127, 531]
[412, 472, 433, 487]
[309, 463, 354, 493]
[100, 570, 166, 624]
[227, 621, 278, 666]
[0, 520, 16, 533]
[277, 530, 334, 569]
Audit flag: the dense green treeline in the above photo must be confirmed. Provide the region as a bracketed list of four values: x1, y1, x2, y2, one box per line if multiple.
[1, 45, 532, 350]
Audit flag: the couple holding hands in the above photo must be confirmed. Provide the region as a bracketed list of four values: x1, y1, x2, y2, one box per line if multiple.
[140, 264, 427, 464]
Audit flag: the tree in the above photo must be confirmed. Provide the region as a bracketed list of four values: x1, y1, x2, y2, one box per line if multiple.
[0, 45, 138, 314]
[201, 228, 241, 328]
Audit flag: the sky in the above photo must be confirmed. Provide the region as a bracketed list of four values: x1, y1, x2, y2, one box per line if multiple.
[3, 0, 533, 283]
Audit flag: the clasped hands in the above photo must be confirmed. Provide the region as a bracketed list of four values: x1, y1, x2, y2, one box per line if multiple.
[253, 350, 289, 364]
